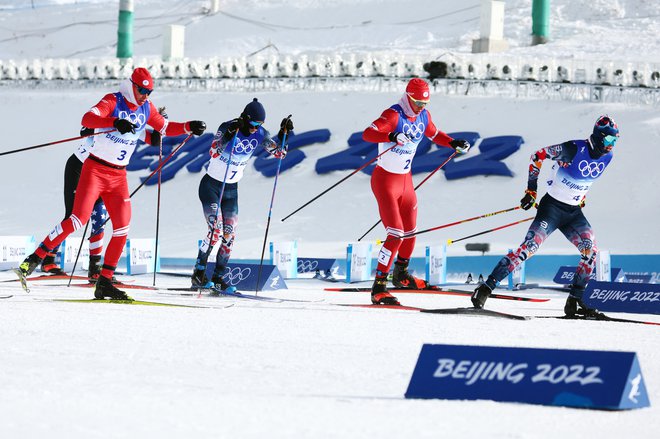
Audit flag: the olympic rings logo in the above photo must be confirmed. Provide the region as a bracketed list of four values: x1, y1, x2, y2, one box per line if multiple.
[297, 260, 318, 272]
[117, 110, 146, 128]
[578, 160, 605, 178]
[402, 122, 425, 141]
[234, 139, 258, 154]
[222, 267, 252, 285]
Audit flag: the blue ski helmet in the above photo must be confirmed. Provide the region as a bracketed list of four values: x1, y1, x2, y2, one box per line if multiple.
[242, 98, 266, 124]
[590, 115, 619, 153]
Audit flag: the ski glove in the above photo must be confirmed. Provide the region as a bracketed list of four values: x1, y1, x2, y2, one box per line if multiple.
[150, 129, 162, 146]
[388, 132, 411, 146]
[113, 118, 137, 135]
[450, 139, 471, 154]
[280, 117, 294, 133]
[520, 190, 537, 210]
[187, 120, 207, 136]
[80, 126, 94, 137]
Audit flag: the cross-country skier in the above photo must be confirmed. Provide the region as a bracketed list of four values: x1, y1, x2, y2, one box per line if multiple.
[17, 67, 207, 300]
[41, 120, 162, 282]
[471, 115, 620, 317]
[362, 78, 471, 305]
[191, 98, 292, 292]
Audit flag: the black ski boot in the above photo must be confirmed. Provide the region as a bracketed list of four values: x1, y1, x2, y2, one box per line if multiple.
[40, 253, 65, 275]
[564, 296, 606, 319]
[371, 277, 400, 305]
[88, 255, 102, 283]
[392, 260, 428, 289]
[471, 282, 493, 309]
[191, 267, 211, 288]
[94, 275, 133, 300]
[19, 253, 42, 278]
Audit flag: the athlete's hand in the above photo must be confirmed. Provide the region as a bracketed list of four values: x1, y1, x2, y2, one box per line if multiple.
[187, 120, 207, 136]
[579, 197, 586, 208]
[113, 118, 137, 135]
[150, 129, 162, 146]
[388, 132, 411, 146]
[280, 117, 294, 133]
[80, 126, 94, 137]
[520, 190, 537, 210]
[450, 139, 471, 154]
[227, 118, 241, 134]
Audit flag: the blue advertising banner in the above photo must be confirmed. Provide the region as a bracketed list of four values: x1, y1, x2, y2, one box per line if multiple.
[206, 262, 287, 291]
[405, 344, 650, 410]
[297, 257, 340, 274]
[582, 281, 660, 315]
[553, 266, 623, 284]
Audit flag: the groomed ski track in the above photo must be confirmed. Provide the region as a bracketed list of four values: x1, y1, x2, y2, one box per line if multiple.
[1, 270, 659, 439]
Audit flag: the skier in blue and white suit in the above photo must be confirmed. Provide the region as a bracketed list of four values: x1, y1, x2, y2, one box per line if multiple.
[471, 115, 620, 318]
[191, 98, 294, 290]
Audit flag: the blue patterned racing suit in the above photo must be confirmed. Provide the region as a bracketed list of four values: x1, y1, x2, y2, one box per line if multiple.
[484, 138, 613, 298]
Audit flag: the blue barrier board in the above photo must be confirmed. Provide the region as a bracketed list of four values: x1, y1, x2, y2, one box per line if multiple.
[405, 344, 649, 410]
[553, 266, 622, 284]
[205, 262, 287, 291]
[582, 281, 660, 315]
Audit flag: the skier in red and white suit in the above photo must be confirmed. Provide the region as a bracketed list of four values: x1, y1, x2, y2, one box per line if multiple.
[18, 67, 207, 300]
[362, 78, 471, 305]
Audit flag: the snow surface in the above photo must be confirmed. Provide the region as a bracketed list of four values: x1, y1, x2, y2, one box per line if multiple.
[1, 1, 659, 438]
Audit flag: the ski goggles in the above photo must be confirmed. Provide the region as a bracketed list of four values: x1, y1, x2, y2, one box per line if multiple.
[603, 135, 618, 147]
[131, 80, 153, 96]
[248, 120, 263, 128]
[408, 95, 429, 108]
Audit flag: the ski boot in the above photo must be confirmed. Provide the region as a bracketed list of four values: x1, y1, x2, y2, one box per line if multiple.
[471, 281, 493, 309]
[392, 260, 428, 289]
[19, 253, 42, 278]
[40, 252, 65, 275]
[94, 275, 133, 301]
[191, 266, 212, 288]
[564, 294, 606, 319]
[209, 274, 237, 295]
[371, 277, 400, 305]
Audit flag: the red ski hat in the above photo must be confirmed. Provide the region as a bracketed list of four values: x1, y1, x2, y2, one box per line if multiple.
[406, 78, 430, 102]
[131, 67, 153, 91]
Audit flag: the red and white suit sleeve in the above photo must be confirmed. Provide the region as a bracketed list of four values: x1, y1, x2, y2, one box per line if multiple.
[362, 108, 399, 143]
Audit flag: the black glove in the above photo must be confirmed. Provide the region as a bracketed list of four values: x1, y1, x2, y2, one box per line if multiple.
[150, 130, 162, 146]
[449, 139, 471, 154]
[80, 126, 94, 137]
[113, 118, 137, 135]
[388, 131, 411, 145]
[520, 190, 537, 210]
[280, 117, 294, 133]
[158, 106, 168, 119]
[188, 120, 206, 136]
[227, 118, 241, 134]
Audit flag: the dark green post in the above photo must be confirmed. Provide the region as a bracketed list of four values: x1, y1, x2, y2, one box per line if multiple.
[117, 0, 134, 60]
[532, 0, 550, 45]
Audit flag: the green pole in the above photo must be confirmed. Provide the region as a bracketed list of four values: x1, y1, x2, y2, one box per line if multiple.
[532, 0, 550, 45]
[117, 0, 134, 59]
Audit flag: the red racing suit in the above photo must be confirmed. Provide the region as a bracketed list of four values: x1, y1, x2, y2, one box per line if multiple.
[363, 101, 454, 276]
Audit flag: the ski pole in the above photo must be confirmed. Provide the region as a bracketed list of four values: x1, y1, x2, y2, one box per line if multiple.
[66, 221, 90, 287]
[68, 133, 194, 278]
[256, 115, 291, 294]
[446, 216, 534, 245]
[377, 206, 522, 246]
[0, 129, 115, 157]
[280, 142, 399, 222]
[152, 134, 163, 287]
[357, 150, 457, 241]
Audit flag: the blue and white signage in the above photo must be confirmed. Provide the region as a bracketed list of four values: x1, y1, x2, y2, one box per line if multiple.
[0, 235, 36, 270]
[582, 281, 660, 315]
[553, 266, 623, 284]
[405, 344, 650, 410]
[206, 262, 287, 291]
